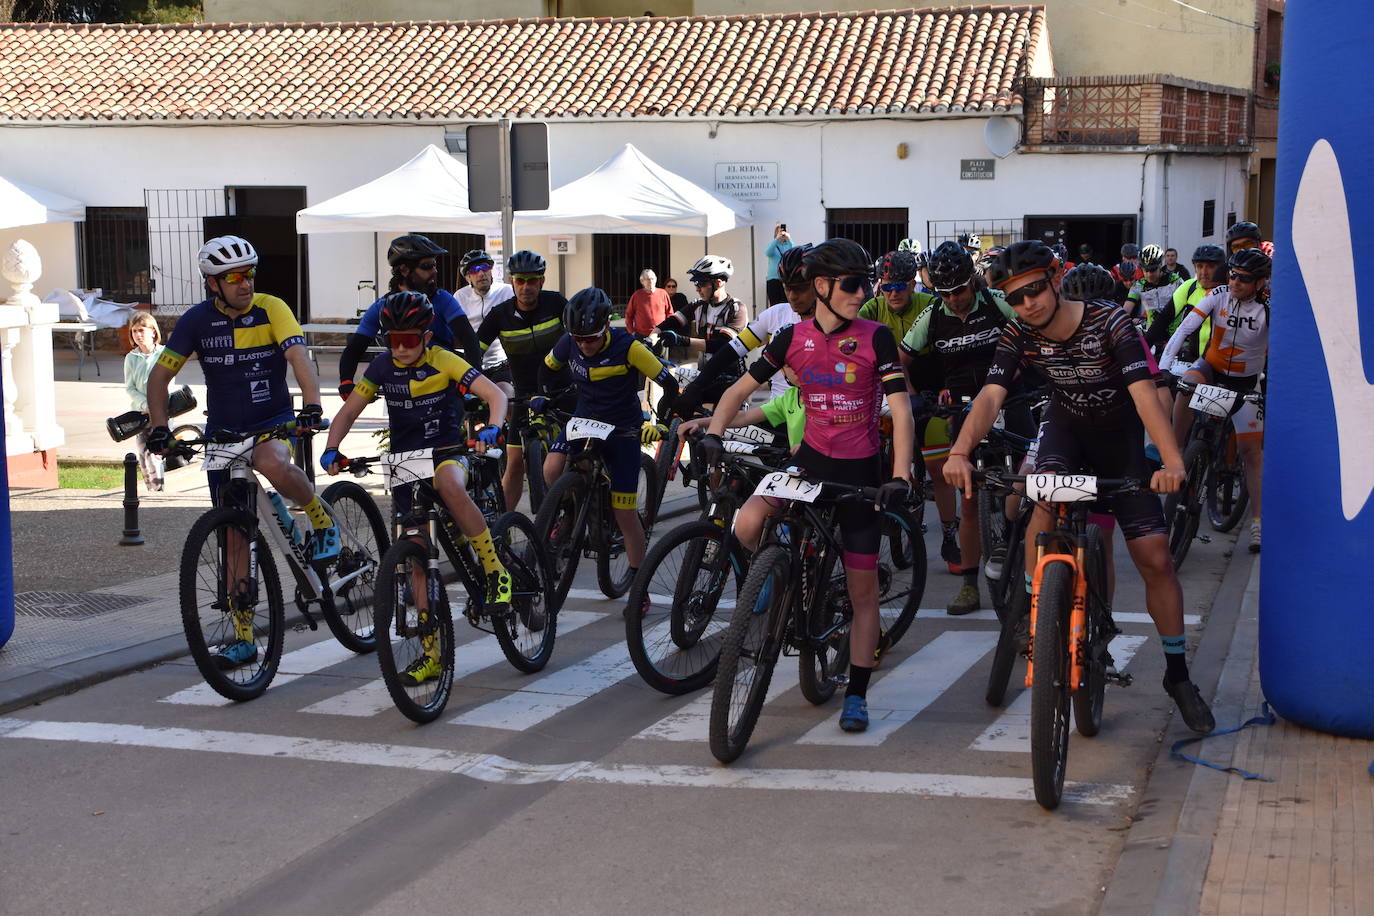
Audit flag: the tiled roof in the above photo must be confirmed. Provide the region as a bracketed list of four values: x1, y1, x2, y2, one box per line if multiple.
[0, 7, 1046, 123]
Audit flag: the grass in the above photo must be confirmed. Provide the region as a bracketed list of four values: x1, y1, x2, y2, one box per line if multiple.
[58, 462, 126, 490]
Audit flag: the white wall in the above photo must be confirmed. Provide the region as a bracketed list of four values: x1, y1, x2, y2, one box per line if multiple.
[0, 222, 80, 297]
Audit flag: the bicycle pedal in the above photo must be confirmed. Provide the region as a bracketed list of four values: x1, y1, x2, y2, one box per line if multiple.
[1105, 667, 1133, 687]
[1197, 534, 1212, 544]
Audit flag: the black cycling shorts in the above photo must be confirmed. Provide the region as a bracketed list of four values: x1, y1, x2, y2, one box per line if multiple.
[1032, 418, 1167, 540]
[791, 443, 882, 567]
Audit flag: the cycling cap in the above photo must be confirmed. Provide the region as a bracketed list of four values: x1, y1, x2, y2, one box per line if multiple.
[1226, 221, 1263, 245]
[687, 254, 734, 283]
[378, 291, 434, 333]
[1060, 263, 1118, 302]
[1140, 244, 1165, 270]
[1120, 242, 1140, 259]
[778, 243, 813, 285]
[803, 238, 874, 280]
[459, 249, 495, 274]
[198, 236, 258, 277]
[986, 240, 1059, 291]
[563, 287, 613, 336]
[386, 234, 446, 267]
[1191, 244, 1226, 264]
[878, 249, 919, 284]
[507, 249, 547, 275]
[927, 241, 975, 290]
[1227, 248, 1272, 278]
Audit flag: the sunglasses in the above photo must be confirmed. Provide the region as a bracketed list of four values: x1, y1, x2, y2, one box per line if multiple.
[511, 273, 544, 283]
[829, 275, 873, 294]
[572, 330, 605, 343]
[1229, 271, 1259, 283]
[1005, 278, 1052, 307]
[414, 260, 438, 271]
[693, 280, 714, 289]
[218, 268, 256, 285]
[386, 330, 426, 349]
[881, 281, 910, 293]
[1230, 241, 1261, 252]
[466, 264, 493, 274]
[935, 282, 970, 297]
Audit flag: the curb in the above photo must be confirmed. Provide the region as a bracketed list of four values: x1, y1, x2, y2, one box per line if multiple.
[1100, 532, 1259, 915]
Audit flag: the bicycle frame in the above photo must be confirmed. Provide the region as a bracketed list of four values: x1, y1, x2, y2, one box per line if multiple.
[1026, 510, 1089, 693]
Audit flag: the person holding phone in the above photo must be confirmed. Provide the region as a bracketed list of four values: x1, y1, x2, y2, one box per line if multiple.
[765, 222, 794, 305]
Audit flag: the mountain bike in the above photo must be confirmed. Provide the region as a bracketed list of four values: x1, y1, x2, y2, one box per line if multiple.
[503, 394, 560, 513]
[348, 445, 556, 723]
[533, 414, 662, 603]
[708, 470, 923, 764]
[172, 422, 389, 702]
[977, 470, 1136, 810]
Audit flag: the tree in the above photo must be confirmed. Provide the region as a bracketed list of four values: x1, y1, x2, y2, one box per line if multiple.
[2, 1, 201, 22]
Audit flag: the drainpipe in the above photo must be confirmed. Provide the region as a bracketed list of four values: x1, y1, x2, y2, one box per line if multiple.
[1161, 153, 1171, 249]
[1137, 152, 1150, 246]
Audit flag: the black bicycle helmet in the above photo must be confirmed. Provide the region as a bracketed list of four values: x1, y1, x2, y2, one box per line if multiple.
[985, 240, 1058, 291]
[926, 240, 975, 291]
[507, 249, 547, 275]
[1050, 243, 1070, 262]
[459, 249, 495, 274]
[1227, 248, 1272, 279]
[1060, 263, 1118, 301]
[1120, 242, 1140, 260]
[1226, 221, 1263, 246]
[378, 291, 434, 332]
[386, 234, 446, 267]
[778, 243, 813, 285]
[877, 249, 919, 284]
[563, 287, 613, 336]
[802, 238, 874, 280]
[1191, 243, 1226, 264]
[1115, 261, 1141, 284]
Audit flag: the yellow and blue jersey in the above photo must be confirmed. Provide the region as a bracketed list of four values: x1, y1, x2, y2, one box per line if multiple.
[544, 328, 671, 429]
[355, 347, 482, 451]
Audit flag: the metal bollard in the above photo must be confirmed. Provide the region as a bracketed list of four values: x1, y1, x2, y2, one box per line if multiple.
[119, 452, 145, 546]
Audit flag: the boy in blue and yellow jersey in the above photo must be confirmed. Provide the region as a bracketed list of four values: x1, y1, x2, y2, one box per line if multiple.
[538, 288, 678, 582]
[321, 292, 512, 687]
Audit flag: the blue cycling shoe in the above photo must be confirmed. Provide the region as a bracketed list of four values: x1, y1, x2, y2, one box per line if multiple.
[310, 525, 341, 562]
[839, 695, 870, 732]
[214, 639, 257, 670]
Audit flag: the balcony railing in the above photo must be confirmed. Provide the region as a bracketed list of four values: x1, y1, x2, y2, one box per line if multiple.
[1023, 75, 1251, 151]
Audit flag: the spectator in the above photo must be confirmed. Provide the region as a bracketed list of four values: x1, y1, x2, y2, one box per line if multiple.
[664, 277, 690, 314]
[764, 222, 794, 305]
[1164, 247, 1191, 281]
[123, 311, 165, 491]
[1078, 243, 1095, 265]
[625, 268, 672, 337]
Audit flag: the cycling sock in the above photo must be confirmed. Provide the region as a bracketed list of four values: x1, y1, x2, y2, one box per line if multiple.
[1161, 635, 1189, 683]
[469, 528, 502, 575]
[846, 663, 873, 699]
[962, 568, 979, 587]
[302, 496, 332, 529]
[941, 520, 959, 540]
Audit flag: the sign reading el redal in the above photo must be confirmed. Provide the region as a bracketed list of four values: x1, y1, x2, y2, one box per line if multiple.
[715, 162, 779, 200]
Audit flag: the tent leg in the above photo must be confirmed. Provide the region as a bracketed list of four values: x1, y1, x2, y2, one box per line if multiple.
[749, 225, 756, 315]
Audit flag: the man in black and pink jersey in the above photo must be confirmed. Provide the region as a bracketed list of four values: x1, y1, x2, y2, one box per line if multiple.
[702, 239, 915, 734]
[943, 240, 1215, 734]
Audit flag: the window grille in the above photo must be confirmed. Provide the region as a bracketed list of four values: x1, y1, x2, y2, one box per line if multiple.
[825, 208, 908, 262]
[78, 207, 152, 303]
[593, 233, 670, 307]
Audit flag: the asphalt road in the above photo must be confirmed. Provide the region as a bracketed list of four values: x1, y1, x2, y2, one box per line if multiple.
[0, 517, 1240, 914]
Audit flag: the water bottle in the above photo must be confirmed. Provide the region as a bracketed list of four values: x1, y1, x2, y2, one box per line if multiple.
[267, 492, 303, 546]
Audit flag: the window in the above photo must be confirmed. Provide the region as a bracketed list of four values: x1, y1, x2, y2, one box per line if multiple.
[593, 233, 670, 307]
[926, 218, 1024, 252]
[78, 207, 152, 303]
[1202, 200, 1216, 238]
[1226, 210, 1237, 233]
[826, 208, 908, 261]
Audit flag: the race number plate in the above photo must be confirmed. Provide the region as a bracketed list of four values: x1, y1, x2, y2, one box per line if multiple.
[1024, 474, 1098, 502]
[382, 449, 435, 490]
[566, 417, 615, 440]
[1190, 384, 1237, 418]
[754, 471, 822, 502]
[727, 425, 774, 444]
[721, 439, 760, 455]
[202, 439, 255, 471]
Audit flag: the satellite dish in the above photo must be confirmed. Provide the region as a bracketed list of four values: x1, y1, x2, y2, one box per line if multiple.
[985, 116, 1019, 159]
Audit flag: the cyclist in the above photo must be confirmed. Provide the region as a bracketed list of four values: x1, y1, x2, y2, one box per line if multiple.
[654, 254, 749, 361]
[958, 232, 982, 258]
[860, 249, 935, 342]
[337, 234, 482, 399]
[900, 240, 1031, 615]
[1226, 220, 1265, 254]
[475, 249, 568, 510]
[539, 288, 680, 585]
[702, 238, 915, 734]
[944, 240, 1215, 734]
[1144, 243, 1224, 366]
[145, 235, 336, 668]
[454, 249, 516, 390]
[1161, 248, 1270, 553]
[321, 292, 512, 685]
[1124, 244, 1181, 329]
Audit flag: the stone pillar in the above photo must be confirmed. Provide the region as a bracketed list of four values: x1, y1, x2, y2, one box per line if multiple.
[2, 240, 64, 488]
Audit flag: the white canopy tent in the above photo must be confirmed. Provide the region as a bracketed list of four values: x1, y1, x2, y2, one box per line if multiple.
[0, 175, 84, 230]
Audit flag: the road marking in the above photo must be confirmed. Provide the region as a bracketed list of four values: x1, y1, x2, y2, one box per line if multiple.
[160, 638, 361, 706]
[0, 718, 1131, 805]
[797, 630, 998, 746]
[635, 666, 800, 742]
[301, 611, 603, 718]
[911, 608, 1198, 627]
[970, 635, 1149, 753]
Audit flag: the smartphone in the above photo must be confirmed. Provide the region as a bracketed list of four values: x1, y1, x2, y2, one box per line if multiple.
[779, 223, 787, 231]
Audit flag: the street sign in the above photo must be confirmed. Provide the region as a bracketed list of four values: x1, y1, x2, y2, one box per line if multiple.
[549, 235, 577, 255]
[960, 158, 995, 180]
[466, 122, 550, 212]
[714, 162, 779, 200]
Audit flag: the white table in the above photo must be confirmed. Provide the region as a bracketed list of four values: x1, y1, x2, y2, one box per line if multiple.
[52, 321, 102, 380]
[297, 322, 378, 375]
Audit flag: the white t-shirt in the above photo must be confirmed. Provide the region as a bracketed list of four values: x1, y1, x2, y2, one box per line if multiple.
[455, 282, 515, 368]
[729, 301, 799, 398]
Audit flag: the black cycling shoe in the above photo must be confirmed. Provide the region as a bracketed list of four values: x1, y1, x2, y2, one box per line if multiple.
[1163, 676, 1216, 734]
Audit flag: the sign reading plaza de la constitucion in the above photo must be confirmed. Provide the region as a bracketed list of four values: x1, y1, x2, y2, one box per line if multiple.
[715, 161, 779, 200]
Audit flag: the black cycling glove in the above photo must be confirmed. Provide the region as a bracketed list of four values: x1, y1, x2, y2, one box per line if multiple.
[697, 433, 724, 468]
[296, 402, 325, 430]
[875, 477, 911, 512]
[145, 425, 172, 455]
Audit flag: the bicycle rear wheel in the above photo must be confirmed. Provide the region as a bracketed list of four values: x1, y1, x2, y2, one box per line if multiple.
[876, 507, 925, 654]
[1030, 559, 1074, 810]
[626, 520, 744, 694]
[1205, 430, 1248, 532]
[1073, 525, 1110, 737]
[490, 511, 558, 673]
[179, 508, 285, 702]
[596, 454, 658, 599]
[709, 545, 789, 763]
[534, 473, 588, 606]
[318, 480, 389, 654]
[374, 538, 455, 723]
[1164, 440, 1209, 571]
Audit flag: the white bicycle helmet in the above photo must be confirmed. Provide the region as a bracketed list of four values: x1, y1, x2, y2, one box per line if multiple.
[198, 236, 258, 277]
[687, 254, 734, 283]
[1139, 244, 1165, 270]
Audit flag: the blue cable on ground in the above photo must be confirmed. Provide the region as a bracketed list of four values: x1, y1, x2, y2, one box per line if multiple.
[1169, 700, 1277, 781]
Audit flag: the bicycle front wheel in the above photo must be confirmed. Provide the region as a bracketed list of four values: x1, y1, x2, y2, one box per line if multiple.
[490, 511, 558, 673]
[1073, 525, 1110, 738]
[876, 506, 925, 654]
[522, 427, 548, 515]
[709, 545, 790, 763]
[1030, 559, 1074, 810]
[179, 508, 285, 702]
[374, 539, 455, 724]
[595, 454, 658, 599]
[798, 546, 848, 706]
[1205, 430, 1248, 532]
[652, 417, 682, 506]
[626, 520, 744, 694]
[1165, 439, 1209, 571]
[318, 480, 389, 654]
[534, 473, 589, 606]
